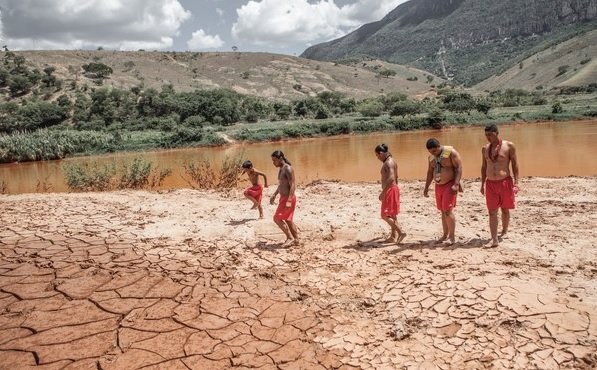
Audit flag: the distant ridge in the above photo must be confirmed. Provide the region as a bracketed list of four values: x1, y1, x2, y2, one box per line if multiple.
[301, 0, 597, 86]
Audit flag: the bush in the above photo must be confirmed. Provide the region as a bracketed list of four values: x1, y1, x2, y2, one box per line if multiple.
[427, 109, 445, 129]
[552, 102, 563, 114]
[358, 100, 384, 117]
[182, 153, 243, 190]
[0, 129, 114, 163]
[63, 162, 116, 191]
[117, 157, 171, 189]
[556, 65, 569, 77]
[390, 100, 422, 116]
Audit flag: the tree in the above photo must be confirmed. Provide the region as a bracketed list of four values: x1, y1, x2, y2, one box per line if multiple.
[9, 75, 33, 96]
[390, 100, 422, 117]
[82, 62, 113, 80]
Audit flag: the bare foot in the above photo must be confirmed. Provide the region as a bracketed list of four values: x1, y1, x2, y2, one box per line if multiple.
[483, 240, 499, 248]
[499, 230, 508, 239]
[434, 235, 448, 244]
[292, 239, 300, 246]
[384, 235, 397, 243]
[281, 239, 294, 248]
[396, 233, 407, 244]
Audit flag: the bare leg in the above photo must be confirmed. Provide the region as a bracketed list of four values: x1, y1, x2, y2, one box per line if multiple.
[500, 208, 510, 236]
[258, 205, 263, 219]
[245, 194, 259, 210]
[437, 212, 448, 242]
[286, 221, 300, 245]
[444, 209, 456, 244]
[274, 219, 293, 243]
[383, 216, 406, 243]
[485, 209, 499, 247]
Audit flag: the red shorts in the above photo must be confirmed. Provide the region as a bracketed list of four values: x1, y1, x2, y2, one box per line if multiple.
[381, 185, 400, 217]
[435, 180, 458, 211]
[244, 184, 263, 204]
[485, 177, 516, 210]
[274, 195, 296, 222]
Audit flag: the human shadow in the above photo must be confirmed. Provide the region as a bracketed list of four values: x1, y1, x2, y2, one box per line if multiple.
[343, 237, 413, 251]
[251, 240, 292, 251]
[225, 218, 254, 226]
[388, 237, 487, 254]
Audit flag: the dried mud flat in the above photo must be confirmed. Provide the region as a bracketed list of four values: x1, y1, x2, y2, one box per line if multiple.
[0, 177, 595, 370]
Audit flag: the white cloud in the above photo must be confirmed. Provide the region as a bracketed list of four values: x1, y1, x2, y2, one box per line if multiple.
[0, 0, 191, 50]
[231, 0, 407, 46]
[187, 29, 224, 50]
[216, 8, 224, 17]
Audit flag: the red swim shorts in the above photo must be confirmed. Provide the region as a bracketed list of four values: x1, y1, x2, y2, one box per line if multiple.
[274, 195, 297, 222]
[435, 180, 458, 211]
[485, 176, 516, 210]
[244, 184, 263, 204]
[381, 185, 400, 217]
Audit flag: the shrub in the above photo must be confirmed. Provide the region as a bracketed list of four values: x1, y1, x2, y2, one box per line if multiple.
[182, 153, 243, 190]
[427, 109, 445, 129]
[552, 102, 563, 114]
[580, 58, 591, 65]
[63, 162, 116, 191]
[117, 157, 171, 189]
[358, 100, 384, 117]
[556, 65, 569, 77]
[0, 179, 7, 194]
[390, 100, 422, 117]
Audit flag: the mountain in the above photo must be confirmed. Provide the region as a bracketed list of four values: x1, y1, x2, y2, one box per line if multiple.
[301, 0, 597, 87]
[475, 29, 597, 91]
[7, 51, 439, 101]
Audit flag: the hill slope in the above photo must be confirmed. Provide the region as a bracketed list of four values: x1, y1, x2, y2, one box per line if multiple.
[475, 29, 597, 91]
[301, 0, 597, 86]
[11, 51, 440, 100]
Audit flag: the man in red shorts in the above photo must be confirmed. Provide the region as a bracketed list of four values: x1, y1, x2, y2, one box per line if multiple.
[481, 124, 519, 248]
[241, 160, 268, 218]
[269, 150, 299, 247]
[375, 144, 406, 244]
[424, 138, 463, 245]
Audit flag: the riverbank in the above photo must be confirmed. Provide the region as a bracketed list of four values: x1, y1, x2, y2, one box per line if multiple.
[0, 177, 595, 369]
[1, 95, 596, 164]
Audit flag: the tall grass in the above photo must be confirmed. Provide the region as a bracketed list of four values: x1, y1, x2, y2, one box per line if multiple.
[182, 153, 244, 190]
[0, 129, 114, 163]
[63, 157, 172, 192]
[0, 179, 7, 194]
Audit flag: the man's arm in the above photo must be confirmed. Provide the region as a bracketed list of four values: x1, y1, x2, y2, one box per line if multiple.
[423, 160, 434, 197]
[509, 142, 519, 185]
[256, 170, 268, 187]
[450, 149, 463, 192]
[480, 147, 487, 194]
[286, 166, 296, 207]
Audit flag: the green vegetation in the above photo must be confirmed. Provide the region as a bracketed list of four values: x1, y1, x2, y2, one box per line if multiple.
[63, 157, 172, 191]
[0, 54, 595, 164]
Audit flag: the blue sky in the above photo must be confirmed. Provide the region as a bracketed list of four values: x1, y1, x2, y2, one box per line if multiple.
[0, 0, 408, 55]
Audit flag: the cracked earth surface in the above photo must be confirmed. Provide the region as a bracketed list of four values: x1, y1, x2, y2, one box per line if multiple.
[0, 178, 595, 369]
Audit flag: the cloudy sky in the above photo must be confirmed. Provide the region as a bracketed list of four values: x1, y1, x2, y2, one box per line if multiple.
[0, 0, 408, 55]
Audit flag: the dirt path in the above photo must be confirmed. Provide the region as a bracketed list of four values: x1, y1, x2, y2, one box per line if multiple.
[0, 178, 595, 369]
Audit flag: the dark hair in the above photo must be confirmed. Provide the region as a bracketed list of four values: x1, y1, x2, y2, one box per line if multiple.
[271, 150, 291, 165]
[375, 144, 389, 154]
[426, 138, 440, 149]
[485, 123, 498, 133]
[242, 160, 253, 169]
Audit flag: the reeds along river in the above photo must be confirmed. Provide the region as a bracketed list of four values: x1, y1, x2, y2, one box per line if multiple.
[1, 120, 596, 194]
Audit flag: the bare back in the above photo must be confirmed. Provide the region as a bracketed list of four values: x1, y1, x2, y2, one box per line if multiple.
[381, 156, 398, 190]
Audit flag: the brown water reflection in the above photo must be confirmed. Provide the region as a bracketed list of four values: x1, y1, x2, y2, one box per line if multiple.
[1, 120, 596, 194]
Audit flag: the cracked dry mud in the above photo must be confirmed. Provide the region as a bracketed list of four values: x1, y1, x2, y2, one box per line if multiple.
[0, 178, 595, 369]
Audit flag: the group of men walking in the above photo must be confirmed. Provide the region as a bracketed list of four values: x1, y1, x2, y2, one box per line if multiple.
[242, 123, 519, 249]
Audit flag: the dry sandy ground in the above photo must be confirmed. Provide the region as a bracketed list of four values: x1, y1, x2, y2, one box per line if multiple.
[0, 177, 595, 370]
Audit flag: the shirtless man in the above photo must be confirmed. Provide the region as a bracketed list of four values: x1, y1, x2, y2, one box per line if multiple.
[375, 144, 406, 244]
[423, 138, 463, 245]
[481, 124, 519, 248]
[241, 160, 268, 218]
[269, 150, 299, 247]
